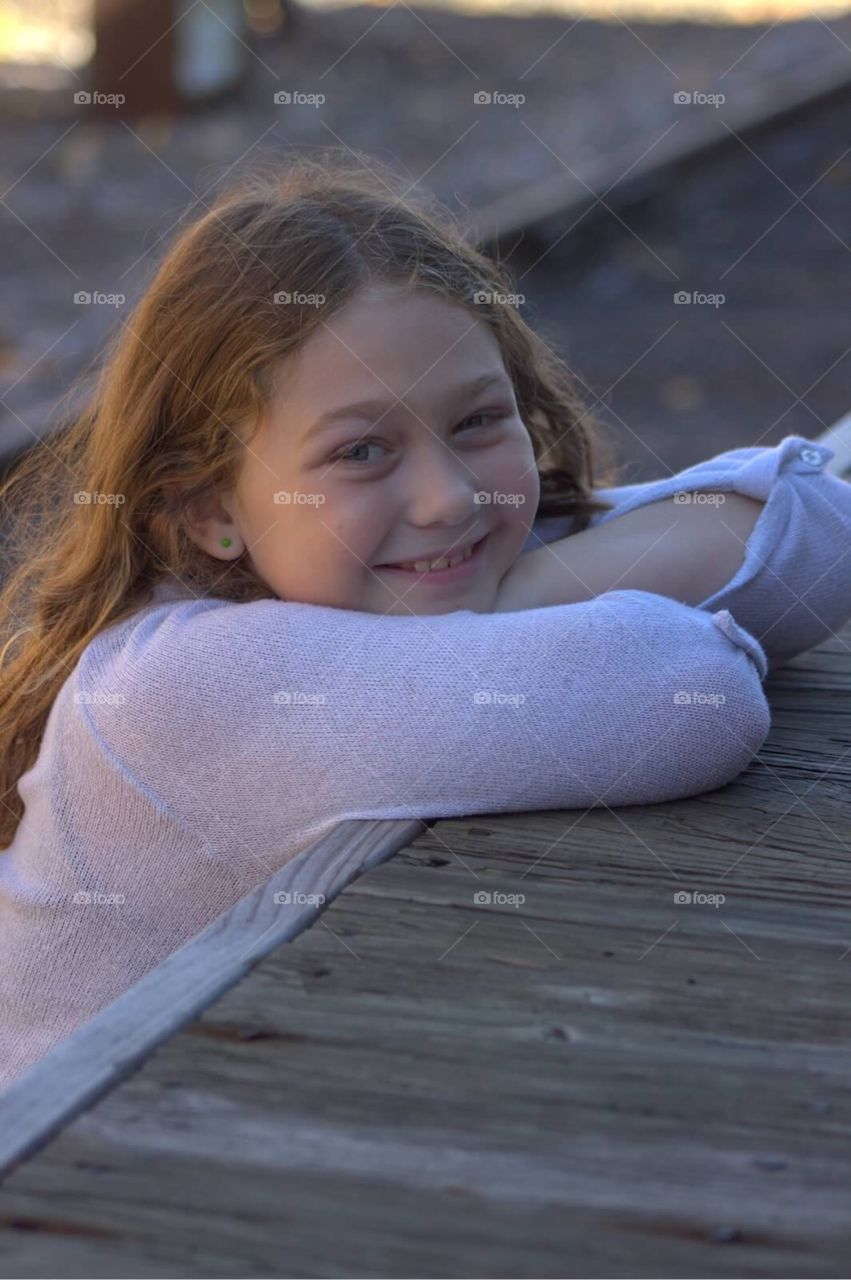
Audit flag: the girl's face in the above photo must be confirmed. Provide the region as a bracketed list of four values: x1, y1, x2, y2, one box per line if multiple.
[198, 283, 540, 615]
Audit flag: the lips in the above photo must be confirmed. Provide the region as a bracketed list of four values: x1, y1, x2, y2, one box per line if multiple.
[378, 535, 485, 569]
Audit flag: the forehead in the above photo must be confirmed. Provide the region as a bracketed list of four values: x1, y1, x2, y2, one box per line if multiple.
[271, 287, 506, 413]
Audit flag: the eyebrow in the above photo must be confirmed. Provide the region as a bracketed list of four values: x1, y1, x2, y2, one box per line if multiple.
[301, 372, 516, 442]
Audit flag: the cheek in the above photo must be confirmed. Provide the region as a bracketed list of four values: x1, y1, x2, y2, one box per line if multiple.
[322, 501, 386, 574]
[485, 433, 540, 514]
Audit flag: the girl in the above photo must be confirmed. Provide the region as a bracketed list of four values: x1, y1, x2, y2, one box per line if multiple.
[0, 151, 848, 1088]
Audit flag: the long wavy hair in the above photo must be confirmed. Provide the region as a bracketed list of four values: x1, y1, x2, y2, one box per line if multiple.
[0, 149, 622, 850]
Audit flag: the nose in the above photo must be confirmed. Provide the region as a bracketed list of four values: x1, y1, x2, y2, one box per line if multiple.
[402, 441, 480, 526]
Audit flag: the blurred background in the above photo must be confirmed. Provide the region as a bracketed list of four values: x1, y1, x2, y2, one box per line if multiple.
[3, 0, 851, 485]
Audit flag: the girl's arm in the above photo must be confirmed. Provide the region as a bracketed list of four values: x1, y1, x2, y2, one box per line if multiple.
[499, 435, 851, 671]
[494, 492, 765, 614]
[85, 590, 770, 860]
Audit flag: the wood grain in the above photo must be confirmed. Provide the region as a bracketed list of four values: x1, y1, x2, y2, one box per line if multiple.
[0, 817, 425, 1178]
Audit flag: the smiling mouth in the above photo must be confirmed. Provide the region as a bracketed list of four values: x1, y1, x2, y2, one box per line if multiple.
[376, 534, 489, 578]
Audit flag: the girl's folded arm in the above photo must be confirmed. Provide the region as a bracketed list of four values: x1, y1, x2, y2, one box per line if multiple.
[495, 491, 765, 614]
[690, 442, 851, 669]
[85, 591, 770, 849]
[510, 434, 851, 670]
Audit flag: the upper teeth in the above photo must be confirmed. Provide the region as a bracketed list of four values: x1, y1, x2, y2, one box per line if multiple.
[393, 541, 477, 573]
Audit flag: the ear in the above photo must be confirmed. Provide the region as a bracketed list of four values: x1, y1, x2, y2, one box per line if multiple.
[181, 491, 244, 560]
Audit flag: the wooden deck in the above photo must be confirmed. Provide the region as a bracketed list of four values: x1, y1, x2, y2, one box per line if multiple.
[0, 612, 850, 1277]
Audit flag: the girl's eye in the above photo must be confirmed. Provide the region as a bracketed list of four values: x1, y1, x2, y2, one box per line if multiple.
[459, 411, 501, 432]
[335, 440, 385, 465]
[333, 411, 508, 466]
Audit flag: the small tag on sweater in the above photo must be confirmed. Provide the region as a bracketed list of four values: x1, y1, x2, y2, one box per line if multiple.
[712, 609, 769, 680]
[732, 435, 834, 500]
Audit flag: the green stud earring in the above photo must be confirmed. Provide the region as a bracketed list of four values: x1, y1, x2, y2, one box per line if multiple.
[221, 536, 232, 548]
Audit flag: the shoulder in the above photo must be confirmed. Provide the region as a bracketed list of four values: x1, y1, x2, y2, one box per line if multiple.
[72, 595, 328, 779]
[78, 595, 305, 697]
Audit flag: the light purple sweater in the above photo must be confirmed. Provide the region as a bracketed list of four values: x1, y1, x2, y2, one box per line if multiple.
[0, 433, 849, 1088]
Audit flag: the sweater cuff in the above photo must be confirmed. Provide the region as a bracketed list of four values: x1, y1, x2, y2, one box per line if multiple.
[711, 609, 769, 681]
[718, 435, 834, 501]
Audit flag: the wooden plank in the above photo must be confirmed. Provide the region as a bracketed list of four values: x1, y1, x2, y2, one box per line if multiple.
[0, 623, 849, 1278]
[470, 50, 851, 246]
[0, 816, 424, 1179]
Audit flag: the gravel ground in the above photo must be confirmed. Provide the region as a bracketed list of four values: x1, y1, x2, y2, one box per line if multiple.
[2, 3, 851, 473]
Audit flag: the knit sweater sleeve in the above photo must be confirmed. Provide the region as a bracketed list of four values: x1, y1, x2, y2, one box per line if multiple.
[580, 434, 851, 671]
[82, 589, 770, 848]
